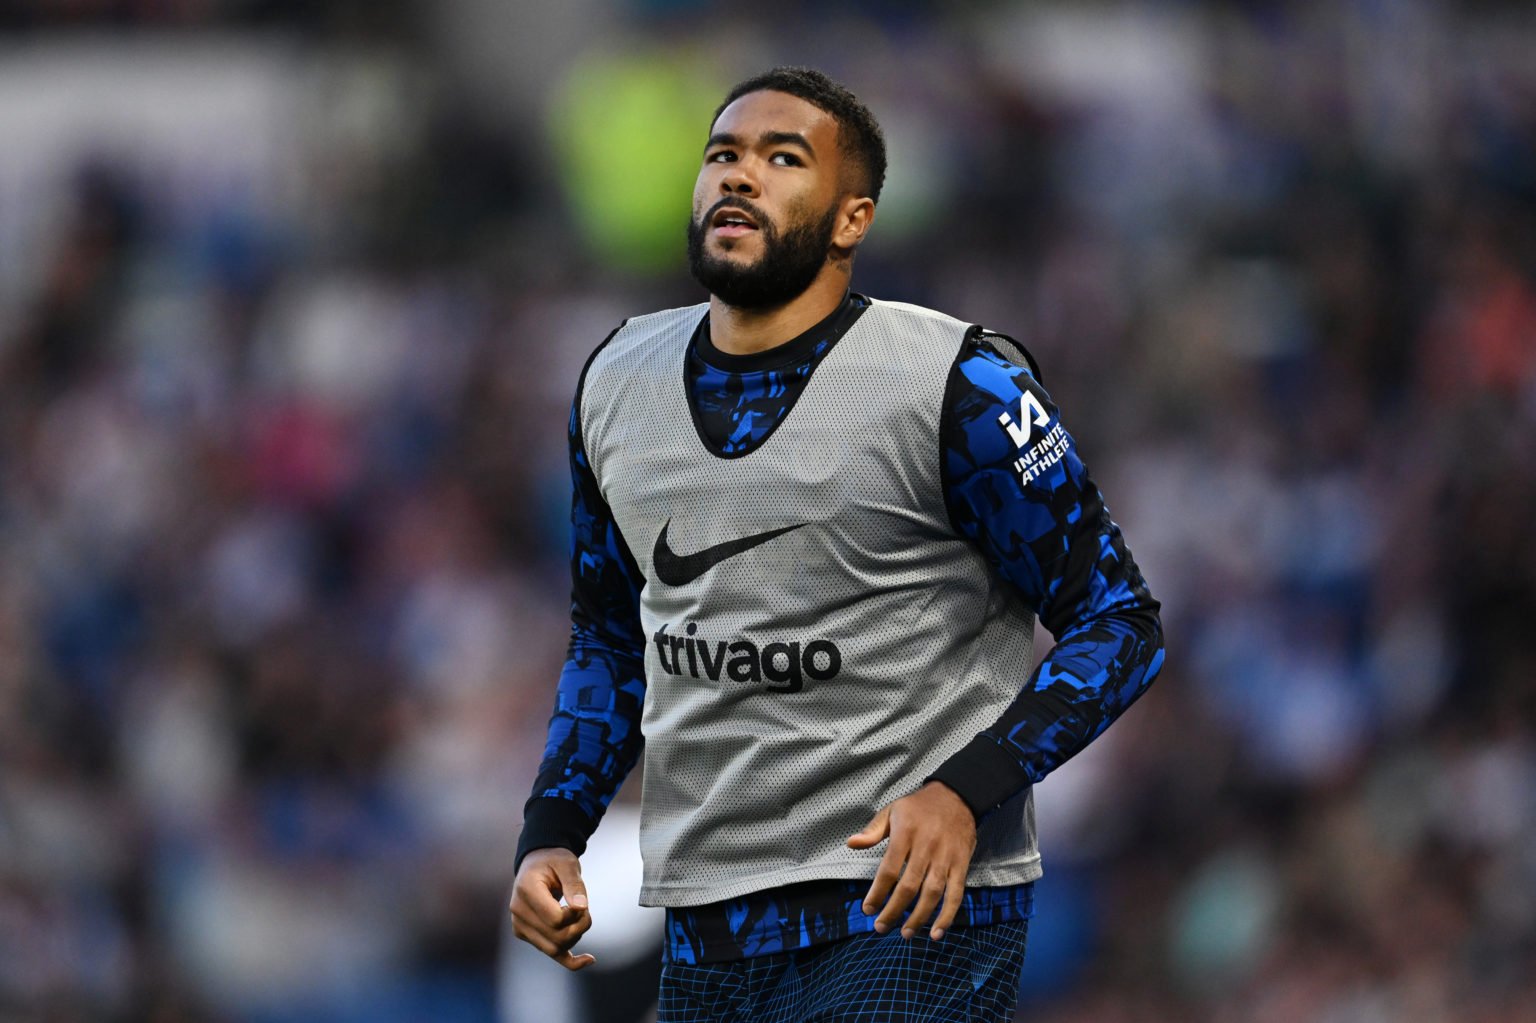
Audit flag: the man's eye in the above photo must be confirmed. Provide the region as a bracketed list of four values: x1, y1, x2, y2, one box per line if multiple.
[771, 153, 801, 166]
[708, 151, 736, 163]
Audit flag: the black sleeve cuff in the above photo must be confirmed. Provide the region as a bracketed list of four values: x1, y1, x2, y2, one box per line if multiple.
[926, 735, 1033, 822]
[514, 797, 600, 873]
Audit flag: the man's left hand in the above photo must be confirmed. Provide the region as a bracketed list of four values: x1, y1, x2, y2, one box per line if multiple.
[846, 781, 977, 941]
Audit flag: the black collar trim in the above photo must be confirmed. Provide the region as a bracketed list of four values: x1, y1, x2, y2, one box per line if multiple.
[692, 292, 864, 372]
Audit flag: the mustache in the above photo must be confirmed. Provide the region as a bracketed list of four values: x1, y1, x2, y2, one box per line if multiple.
[700, 196, 772, 229]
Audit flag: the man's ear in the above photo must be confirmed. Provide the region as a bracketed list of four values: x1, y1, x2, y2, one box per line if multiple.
[833, 196, 876, 251]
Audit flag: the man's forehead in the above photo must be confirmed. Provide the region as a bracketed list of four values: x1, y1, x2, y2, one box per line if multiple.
[711, 90, 836, 143]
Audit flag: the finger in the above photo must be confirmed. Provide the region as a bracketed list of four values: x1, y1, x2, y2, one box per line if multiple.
[552, 859, 589, 912]
[549, 908, 594, 945]
[846, 806, 891, 849]
[513, 920, 563, 958]
[902, 863, 949, 939]
[555, 900, 591, 930]
[873, 855, 927, 934]
[556, 950, 597, 972]
[514, 873, 570, 929]
[516, 922, 598, 970]
[930, 862, 968, 941]
[514, 893, 592, 951]
[513, 911, 593, 957]
[861, 828, 911, 916]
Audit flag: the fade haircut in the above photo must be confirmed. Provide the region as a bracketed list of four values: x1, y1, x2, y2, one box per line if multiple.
[712, 66, 887, 205]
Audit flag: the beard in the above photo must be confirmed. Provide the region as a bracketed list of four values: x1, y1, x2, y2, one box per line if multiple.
[687, 197, 840, 311]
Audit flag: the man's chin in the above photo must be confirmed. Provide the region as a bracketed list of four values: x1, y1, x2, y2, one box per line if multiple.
[696, 269, 786, 310]
[708, 234, 764, 260]
[698, 251, 765, 284]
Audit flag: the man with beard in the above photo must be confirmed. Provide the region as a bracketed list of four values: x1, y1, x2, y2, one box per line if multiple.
[509, 67, 1164, 1020]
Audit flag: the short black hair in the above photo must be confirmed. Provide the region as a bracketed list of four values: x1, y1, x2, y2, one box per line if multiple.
[711, 66, 887, 205]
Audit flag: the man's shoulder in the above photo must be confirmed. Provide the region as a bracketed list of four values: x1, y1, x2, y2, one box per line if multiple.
[861, 296, 974, 335]
[846, 298, 985, 383]
[959, 329, 1043, 384]
[581, 301, 710, 390]
[618, 301, 711, 340]
[860, 297, 1038, 376]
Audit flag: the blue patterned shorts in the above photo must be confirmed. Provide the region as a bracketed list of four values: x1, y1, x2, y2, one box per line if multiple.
[657, 920, 1028, 1022]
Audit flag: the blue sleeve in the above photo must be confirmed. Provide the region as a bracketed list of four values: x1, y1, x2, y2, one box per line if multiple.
[926, 332, 1165, 818]
[515, 367, 648, 871]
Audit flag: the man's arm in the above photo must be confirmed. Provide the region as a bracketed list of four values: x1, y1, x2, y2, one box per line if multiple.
[509, 389, 648, 970]
[926, 332, 1164, 811]
[852, 331, 1164, 940]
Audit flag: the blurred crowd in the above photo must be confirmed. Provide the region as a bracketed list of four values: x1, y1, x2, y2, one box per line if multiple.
[1, 2, 1534, 1022]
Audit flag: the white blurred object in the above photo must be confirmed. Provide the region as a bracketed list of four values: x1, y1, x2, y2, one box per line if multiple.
[571, 805, 664, 965]
[120, 653, 238, 831]
[166, 852, 406, 1012]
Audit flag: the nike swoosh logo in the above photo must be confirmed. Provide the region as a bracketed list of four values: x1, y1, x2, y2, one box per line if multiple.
[652, 519, 807, 587]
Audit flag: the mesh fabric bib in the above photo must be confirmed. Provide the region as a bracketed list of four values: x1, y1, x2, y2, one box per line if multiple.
[581, 298, 1041, 906]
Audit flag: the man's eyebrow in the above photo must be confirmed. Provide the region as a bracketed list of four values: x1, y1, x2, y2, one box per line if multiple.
[761, 130, 814, 154]
[704, 130, 816, 156]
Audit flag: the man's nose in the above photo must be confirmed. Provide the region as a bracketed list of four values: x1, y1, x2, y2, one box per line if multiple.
[720, 162, 758, 196]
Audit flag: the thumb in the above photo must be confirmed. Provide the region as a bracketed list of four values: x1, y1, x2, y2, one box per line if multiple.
[553, 860, 589, 911]
[846, 806, 891, 848]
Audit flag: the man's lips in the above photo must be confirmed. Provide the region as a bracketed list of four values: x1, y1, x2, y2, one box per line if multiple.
[710, 205, 760, 238]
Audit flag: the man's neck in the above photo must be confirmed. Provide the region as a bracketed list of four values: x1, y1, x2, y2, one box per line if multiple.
[708, 272, 850, 357]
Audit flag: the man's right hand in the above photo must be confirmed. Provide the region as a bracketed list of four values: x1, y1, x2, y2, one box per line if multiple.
[508, 848, 596, 971]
